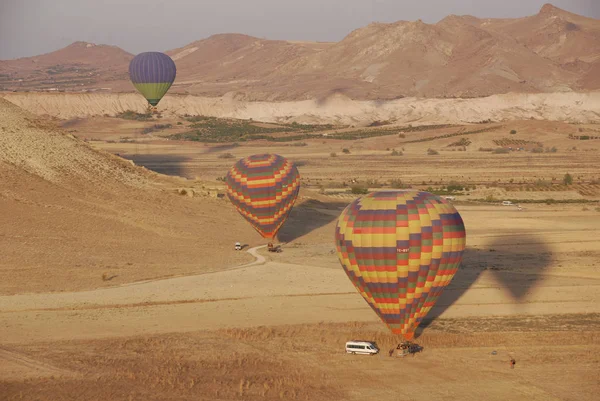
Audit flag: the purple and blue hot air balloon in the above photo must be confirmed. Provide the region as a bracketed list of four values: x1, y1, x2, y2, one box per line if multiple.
[128, 52, 176, 107]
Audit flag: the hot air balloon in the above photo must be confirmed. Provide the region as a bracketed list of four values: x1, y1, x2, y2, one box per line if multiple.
[226, 154, 300, 239]
[335, 190, 466, 340]
[128, 52, 176, 107]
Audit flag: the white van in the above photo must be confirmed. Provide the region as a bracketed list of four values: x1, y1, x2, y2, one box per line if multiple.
[345, 341, 379, 355]
[502, 201, 513, 206]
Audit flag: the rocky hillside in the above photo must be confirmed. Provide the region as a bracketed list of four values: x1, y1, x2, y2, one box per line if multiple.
[0, 99, 255, 294]
[1, 4, 598, 100]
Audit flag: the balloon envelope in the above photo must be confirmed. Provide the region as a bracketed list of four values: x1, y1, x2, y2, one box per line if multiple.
[129, 52, 176, 107]
[226, 154, 300, 239]
[335, 190, 466, 340]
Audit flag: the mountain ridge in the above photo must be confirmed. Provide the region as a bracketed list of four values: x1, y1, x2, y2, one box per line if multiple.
[1, 3, 598, 100]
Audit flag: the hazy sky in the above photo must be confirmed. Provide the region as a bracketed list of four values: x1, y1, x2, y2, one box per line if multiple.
[1, 0, 598, 60]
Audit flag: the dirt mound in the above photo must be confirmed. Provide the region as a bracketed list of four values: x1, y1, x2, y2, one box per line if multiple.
[0, 98, 148, 186]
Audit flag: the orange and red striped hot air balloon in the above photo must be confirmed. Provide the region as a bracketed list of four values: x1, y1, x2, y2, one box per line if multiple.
[335, 190, 466, 340]
[226, 154, 300, 239]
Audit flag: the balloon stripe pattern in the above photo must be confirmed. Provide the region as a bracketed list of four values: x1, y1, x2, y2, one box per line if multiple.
[226, 154, 300, 239]
[129, 52, 176, 106]
[335, 191, 466, 340]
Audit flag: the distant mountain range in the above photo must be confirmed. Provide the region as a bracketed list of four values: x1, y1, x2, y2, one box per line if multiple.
[1, 3, 598, 101]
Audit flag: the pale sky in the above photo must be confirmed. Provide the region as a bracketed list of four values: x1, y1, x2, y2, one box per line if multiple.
[1, 0, 598, 60]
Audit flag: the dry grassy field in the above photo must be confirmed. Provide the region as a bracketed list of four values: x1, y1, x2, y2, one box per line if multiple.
[1, 109, 599, 400]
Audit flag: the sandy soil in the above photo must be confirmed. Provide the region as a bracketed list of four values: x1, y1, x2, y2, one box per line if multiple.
[2, 203, 598, 343]
[1, 202, 599, 400]
[1, 99, 599, 400]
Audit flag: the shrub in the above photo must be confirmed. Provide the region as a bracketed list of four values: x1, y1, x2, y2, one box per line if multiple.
[330, 152, 337, 157]
[448, 138, 471, 147]
[510, 130, 517, 135]
[531, 147, 544, 153]
[391, 149, 403, 156]
[389, 179, 409, 189]
[116, 110, 152, 121]
[350, 185, 369, 195]
[342, 148, 350, 154]
[563, 173, 573, 185]
[493, 148, 510, 154]
[446, 182, 464, 192]
[218, 153, 235, 159]
[427, 148, 439, 155]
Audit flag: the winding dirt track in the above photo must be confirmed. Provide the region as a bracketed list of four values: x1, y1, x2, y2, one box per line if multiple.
[1, 245, 599, 345]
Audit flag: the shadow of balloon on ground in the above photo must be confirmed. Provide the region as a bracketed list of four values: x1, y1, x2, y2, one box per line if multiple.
[203, 144, 240, 154]
[119, 154, 194, 179]
[415, 233, 553, 338]
[277, 199, 349, 244]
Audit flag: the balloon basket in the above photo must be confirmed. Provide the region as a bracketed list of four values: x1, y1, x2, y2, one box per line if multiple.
[389, 341, 423, 358]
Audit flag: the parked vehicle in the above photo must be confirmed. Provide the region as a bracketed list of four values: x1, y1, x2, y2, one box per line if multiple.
[345, 341, 379, 355]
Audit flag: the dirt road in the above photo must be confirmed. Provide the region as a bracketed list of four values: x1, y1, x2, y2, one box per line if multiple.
[1, 245, 598, 344]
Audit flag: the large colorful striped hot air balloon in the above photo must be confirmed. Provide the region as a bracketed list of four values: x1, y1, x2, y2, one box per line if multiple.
[335, 190, 466, 340]
[128, 52, 176, 107]
[226, 154, 300, 239]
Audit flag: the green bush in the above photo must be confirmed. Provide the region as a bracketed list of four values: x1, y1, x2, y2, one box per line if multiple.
[446, 182, 464, 192]
[342, 148, 350, 154]
[563, 173, 573, 185]
[350, 185, 369, 195]
[427, 148, 439, 155]
[510, 130, 517, 135]
[116, 110, 152, 121]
